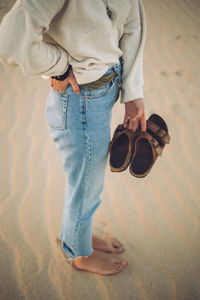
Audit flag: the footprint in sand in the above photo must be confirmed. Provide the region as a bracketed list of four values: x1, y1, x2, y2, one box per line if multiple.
[175, 35, 181, 40]
[160, 70, 184, 78]
[175, 34, 198, 40]
[174, 70, 183, 76]
[160, 71, 168, 77]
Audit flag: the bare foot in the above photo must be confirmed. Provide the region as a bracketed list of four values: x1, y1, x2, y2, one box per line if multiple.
[73, 251, 127, 275]
[92, 234, 124, 254]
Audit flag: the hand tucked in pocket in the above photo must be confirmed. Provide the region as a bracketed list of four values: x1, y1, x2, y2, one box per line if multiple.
[50, 67, 80, 94]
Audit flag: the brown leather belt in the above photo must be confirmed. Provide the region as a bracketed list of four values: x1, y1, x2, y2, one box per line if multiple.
[80, 71, 116, 91]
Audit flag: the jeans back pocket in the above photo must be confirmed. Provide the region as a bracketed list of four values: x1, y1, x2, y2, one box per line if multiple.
[45, 89, 68, 130]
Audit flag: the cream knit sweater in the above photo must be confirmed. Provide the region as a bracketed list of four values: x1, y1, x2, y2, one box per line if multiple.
[0, 0, 146, 103]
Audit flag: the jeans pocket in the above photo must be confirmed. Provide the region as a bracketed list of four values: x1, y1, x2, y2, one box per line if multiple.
[87, 79, 115, 100]
[45, 89, 68, 130]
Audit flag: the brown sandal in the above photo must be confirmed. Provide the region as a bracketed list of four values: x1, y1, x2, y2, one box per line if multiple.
[129, 114, 170, 178]
[108, 124, 136, 172]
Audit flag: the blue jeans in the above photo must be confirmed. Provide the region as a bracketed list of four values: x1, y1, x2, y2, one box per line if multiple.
[45, 59, 123, 259]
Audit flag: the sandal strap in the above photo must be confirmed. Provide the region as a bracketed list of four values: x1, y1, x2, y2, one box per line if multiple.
[147, 120, 170, 144]
[143, 132, 163, 156]
[151, 137, 163, 156]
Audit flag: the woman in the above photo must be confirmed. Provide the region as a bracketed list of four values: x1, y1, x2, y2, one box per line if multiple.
[0, 0, 146, 275]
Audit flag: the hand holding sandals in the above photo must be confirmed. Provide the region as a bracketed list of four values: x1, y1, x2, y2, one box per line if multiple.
[123, 98, 146, 132]
[109, 113, 170, 178]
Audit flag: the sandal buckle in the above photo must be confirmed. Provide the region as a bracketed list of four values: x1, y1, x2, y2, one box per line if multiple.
[151, 138, 162, 156]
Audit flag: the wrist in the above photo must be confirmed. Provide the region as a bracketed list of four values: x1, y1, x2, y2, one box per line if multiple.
[51, 65, 72, 81]
[125, 98, 144, 105]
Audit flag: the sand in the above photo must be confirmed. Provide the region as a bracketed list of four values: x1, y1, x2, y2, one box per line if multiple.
[0, 0, 200, 299]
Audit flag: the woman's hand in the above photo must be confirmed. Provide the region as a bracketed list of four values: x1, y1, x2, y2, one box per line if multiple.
[123, 98, 146, 132]
[50, 68, 80, 94]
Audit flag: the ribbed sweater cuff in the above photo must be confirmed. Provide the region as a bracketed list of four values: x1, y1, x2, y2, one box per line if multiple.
[41, 48, 68, 80]
[120, 85, 144, 103]
[48, 46, 69, 76]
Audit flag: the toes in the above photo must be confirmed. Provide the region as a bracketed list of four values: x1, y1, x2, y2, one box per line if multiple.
[113, 247, 124, 253]
[111, 239, 123, 248]
[119, 260, 128, 266]
[113, 262, 123, 266]
[113, 266, 122, 273]
[112, 239, 121, 246]
[121, 260, 128, 266]
[111, 239, 124, 253]
[110, 244, 124, 254]
[109, 266, 121, 274]
[111, 262, 127, 273]
[113, 264, 122, 270]
[113, 260, 128, 268]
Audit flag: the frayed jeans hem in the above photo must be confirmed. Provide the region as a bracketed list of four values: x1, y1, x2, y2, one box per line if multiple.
[61, 241, 94, 261]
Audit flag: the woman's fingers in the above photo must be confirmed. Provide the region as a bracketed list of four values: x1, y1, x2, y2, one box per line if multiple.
[127, 117, 139, 132]
[69, 76, 80, 94]
[140, 114, 146, 132]
[68, 68, 80, 94]
[127, 117, 134, 130]
[132, 118, 139, 132]
[124, 113, 146, 133]
[51, 78, 69, 92]
[123, 114, 130, 128]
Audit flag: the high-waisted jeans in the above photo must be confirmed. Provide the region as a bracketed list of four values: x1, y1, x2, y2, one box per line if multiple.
[45, 59, 123, 259]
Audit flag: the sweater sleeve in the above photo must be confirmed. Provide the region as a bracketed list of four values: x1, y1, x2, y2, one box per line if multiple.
[0, 0, 69, 76]
[119, 0, 147, 103]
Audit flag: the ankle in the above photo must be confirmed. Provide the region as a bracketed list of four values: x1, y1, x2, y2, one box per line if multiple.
[75, 252, 94, 262]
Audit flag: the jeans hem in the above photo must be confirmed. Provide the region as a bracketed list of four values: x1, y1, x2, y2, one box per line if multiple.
[62, 242, 94, 260]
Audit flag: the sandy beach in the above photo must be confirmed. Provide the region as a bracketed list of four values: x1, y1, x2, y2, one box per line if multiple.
[0, 0, 200, 299]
